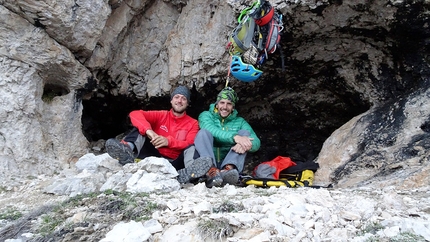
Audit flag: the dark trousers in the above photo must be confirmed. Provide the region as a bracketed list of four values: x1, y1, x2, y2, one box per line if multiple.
[123, 128, 196, 170]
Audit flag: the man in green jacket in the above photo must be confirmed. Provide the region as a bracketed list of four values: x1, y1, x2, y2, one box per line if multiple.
[195, 87, 261, 187]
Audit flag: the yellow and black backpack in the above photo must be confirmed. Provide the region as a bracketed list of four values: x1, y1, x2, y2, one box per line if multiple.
[242, 157, 320, 188]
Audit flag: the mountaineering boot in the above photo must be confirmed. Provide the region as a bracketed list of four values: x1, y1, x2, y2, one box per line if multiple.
[177, 157, 213, 184]
[220, 164, 239, 186]
[205, 166, 223, 188]
[105, 138, 135, 165]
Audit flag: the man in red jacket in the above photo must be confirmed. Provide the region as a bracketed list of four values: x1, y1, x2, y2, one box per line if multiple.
[105, 85, 211, 184]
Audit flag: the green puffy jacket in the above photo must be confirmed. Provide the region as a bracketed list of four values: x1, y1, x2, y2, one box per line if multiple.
[198, 103, 261, 163]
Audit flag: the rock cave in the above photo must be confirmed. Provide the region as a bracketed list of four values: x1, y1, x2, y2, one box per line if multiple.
[1, 0, 429, 187]
[80, 59, 373, 174]
[79, 0, 429, 175]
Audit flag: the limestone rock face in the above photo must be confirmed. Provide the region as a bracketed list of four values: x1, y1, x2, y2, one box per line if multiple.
[315, 83, 430, 188]
[0, 0, 429, 189]
[1, 0, 111, 60]
[85, 0, 235, 97]
[0, 5, 91, 177]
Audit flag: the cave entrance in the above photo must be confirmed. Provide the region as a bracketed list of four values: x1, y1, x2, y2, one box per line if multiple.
[82, 92, 167, 142]
[81, 81, 370, 174]
[81, 87, 207, 143]
[42, 83, 70, 103]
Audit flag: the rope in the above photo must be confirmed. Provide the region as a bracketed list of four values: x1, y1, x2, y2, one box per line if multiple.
[225, 55, 233, 87]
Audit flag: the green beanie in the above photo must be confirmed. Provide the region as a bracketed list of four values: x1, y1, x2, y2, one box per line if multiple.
[216, 87, 238, 106]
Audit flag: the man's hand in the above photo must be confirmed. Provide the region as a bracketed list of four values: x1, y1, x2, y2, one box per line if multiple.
[151, 136, 168, 148]
[146, 130, 157, 140]
[146, 130, 168, 148]
[233, 135, 254, 152]
[231, 144, 246, 154]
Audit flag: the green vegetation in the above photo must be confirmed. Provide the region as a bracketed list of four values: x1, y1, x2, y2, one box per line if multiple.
[98, 190, 158, 221]
[363, 232, 427, 242]
[103, 189, 115, 195]
[32, 190, 159, 238]
[62, 192, 99, 208]
[196, 218, 233, 240]
[252, 189, 276, 196]
[213, 200, 245, 213]
[37, 214, 65, 236]
[359, 222, 426, 242]
[0, 186, 8, 193]
[390, 232, 427, 242]
[0, 206, 23, 221]
[359, 222, 385, 236]
[41, 91, 56, 103]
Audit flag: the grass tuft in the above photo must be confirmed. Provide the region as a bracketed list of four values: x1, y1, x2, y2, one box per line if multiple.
[0, 207, 23, 221]
[37, 214, 65, 236]
[359, 222, 426, 242]
[213, 200, 245, 213]
[196, 218, 234, 240]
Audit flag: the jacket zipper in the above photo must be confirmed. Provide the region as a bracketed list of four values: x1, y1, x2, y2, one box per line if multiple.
[216, 118, 226, 164]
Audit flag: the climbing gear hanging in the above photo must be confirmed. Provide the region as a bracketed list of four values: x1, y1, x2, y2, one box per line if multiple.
[226, 0, 284, 83]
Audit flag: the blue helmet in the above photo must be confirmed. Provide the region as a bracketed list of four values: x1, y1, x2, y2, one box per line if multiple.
[230, 55, 263, 82]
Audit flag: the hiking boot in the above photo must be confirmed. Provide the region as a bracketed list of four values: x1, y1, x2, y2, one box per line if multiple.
[105, 138, 135, 165]
[177, 157, 212, 184]
[205, 166, 223, 188]
[220, 164, 239, 186]
[220, 169, 239, 186]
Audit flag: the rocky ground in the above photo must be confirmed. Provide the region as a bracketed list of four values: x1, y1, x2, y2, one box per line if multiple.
[0, 157, 429, 242]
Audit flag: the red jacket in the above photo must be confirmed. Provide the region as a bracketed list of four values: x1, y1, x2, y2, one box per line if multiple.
[129, 109, 199, 159]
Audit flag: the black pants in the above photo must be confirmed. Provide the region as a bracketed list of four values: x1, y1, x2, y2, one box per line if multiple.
[123, 128, 193, 170]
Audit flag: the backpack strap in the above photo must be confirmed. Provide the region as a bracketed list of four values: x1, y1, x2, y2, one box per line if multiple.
[243, 177, 295, 188]
[279, 43, 285, 72]
[281, 161, 320, 173]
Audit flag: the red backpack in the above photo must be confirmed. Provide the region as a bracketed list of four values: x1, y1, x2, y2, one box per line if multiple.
[253, 156, 296, 179]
